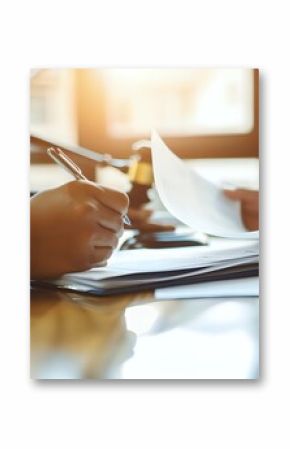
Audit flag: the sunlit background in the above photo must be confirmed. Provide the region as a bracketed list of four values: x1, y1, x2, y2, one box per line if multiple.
[103, 68, 253, 137]
[31, 69, 77, 144]
[30, 68, 257, 155]
[30, 68, 258, 192]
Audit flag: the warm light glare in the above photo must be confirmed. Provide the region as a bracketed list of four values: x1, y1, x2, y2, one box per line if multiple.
[30, 68, 254, 146]
[102, 68, 254, 138]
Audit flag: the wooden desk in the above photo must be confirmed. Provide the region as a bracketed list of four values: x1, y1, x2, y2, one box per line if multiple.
[31, 287, 259, 380]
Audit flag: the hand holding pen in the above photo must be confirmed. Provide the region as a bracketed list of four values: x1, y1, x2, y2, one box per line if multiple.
[47, 147, 131, 225]
[31, 148, 130, 279]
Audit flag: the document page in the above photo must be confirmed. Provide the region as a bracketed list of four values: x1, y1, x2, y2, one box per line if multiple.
[62, 239, 259, 281]
[155, 277, 259, 299]
[151, 130, 259, 239]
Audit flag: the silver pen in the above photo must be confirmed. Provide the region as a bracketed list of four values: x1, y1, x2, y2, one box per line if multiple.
[47, 147, 131, 225]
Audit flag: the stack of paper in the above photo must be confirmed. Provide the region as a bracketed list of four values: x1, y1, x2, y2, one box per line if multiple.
[155, 277, 259, 300]
[37, 238, 259, 295]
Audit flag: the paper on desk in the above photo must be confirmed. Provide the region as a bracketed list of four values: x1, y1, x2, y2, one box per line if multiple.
[151, 130, 259, 239]
[62, 239, 259, 281]
[155, 277, 259, 299]
[59, 255, 258, 289]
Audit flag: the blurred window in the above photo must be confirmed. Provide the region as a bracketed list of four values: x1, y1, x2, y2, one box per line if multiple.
[30, 68, 258, 159]
[102, 68, 254, 137]
[30, 69, 77, 144]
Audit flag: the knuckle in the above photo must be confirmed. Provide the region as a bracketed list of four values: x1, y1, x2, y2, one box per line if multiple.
[118, 192, 129, 211]
[72, 200, 95, 217]
[109, 189, 129, 211]
[106, 210, 123, 229]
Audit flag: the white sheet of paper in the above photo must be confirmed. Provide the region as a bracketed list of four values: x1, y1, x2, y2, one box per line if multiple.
[58, 255, 258, 290]
[151, 130, 259, 239]
[155, 277, 259, 299]
[62, 238, 258, 282]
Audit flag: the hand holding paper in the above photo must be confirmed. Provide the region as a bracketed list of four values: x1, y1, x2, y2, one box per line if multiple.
[151, 130, 259, 239]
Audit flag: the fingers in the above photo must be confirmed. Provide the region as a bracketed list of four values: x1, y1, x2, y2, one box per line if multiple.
[75, 232, 117, 271]
[85, 225, 120, 269]
[73, 180, 129, 215]
[132, 222, 175, 233]
[97, 185, 129, 215]
[66, 181, 127, 233]
[92, 225, 119, 248]
[128, 208, 153, 222]
[128, 207, 175, 232]
[88, 246, 114, 267]
[95, 202, 124, 233]
[91, 261, 108, 268]
[224, 188, 259, 202]
[224, 188, 259, 231]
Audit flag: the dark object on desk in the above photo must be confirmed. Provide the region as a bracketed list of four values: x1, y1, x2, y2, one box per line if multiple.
[120, 231, 208, 250]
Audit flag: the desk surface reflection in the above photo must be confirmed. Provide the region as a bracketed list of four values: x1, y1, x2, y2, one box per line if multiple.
[30, 287, 259, 380]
